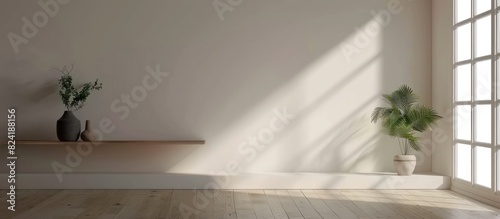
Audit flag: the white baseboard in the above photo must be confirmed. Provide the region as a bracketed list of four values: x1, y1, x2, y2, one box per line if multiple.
[1, 172, 450, 190]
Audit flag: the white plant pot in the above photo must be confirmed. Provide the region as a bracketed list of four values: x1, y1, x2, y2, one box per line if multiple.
[393, 155, 416, 176]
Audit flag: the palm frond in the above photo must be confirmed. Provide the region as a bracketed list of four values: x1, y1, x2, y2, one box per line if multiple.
[391, 85, 418, 114]
[371, 84, 441, 153]
[384, 122, 411, 138]
[407, 105, 442, 132]
[406, 136, 421, 151]
[382, 94, 395, 107]
[371, 107, 393, 123]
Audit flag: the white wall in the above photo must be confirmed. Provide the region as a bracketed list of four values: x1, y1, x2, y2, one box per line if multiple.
[431, 0, 453, 177]
[0, 0, 433, 186]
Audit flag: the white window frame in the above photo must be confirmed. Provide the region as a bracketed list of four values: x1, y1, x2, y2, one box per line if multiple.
[453, 0, 496, 195]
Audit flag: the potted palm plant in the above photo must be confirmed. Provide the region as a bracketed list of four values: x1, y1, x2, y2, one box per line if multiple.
[371, 85, 441, 175]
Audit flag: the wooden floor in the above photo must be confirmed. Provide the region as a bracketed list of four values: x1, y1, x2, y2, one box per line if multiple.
[2, 190, 500, 219]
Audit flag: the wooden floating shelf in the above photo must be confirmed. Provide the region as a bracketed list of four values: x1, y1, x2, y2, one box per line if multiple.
[10, 140, 205, 145]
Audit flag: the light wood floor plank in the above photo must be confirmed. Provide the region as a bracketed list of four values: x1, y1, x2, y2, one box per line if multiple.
[0, 190, 60, 218]
[340, 190, 389, 219]
[314, 190, 358, 219]
[214, 190, 226, 219]
[326, 190, 372, 219]
[181, 189, 199, 219]
[379, 190, 443, 219]
[13, 190, 71, 218]
[371, 190, 424, 219]
[166, 190, 186, 219]
[28, 192, 86, 218]
[150, 190, 175, 218]
[275, 190, 304, 219]
[408, 190, 500, 219]
[407, 190, 474, 218]
[350, 190, 406, 219]
[135, 190, 173, 218]
[224, 190, 237, 219]
[116, 192, 148, 219]
[234, 190, 257, 219]
[197, 189, 215, 219]
[74, 190, 130, 219]
[445, 190, 500, 218]
[287, 190, 322, 219]
[397, 190, 456, 219]
[248, 190, 274, 219]
[302, 190, 339, 219]
[264, 190, 288, 219]
[4, 189, 500, 218]
[97, 190, 135, 219]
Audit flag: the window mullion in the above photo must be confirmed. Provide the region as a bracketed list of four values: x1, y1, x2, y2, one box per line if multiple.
[492, 0, 497, 191]
[472, 0, 476, 187]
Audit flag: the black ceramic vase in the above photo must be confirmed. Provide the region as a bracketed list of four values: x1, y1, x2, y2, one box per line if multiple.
[56, 111, 81, 141]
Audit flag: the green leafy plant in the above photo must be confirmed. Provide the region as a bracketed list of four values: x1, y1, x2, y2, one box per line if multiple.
[371, 85, 442, 155]
[55, 65, 103, 111]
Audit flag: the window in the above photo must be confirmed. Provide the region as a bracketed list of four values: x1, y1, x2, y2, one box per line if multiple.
[453, 0, 494, 191]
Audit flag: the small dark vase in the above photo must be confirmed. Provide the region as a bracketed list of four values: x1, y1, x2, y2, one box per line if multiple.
[81, 120, 98, 142]
[56, 111, 81, 141]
